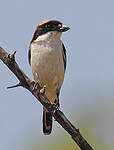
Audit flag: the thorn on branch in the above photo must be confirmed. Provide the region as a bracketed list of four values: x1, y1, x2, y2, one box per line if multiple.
[7, 82, 23, 89]
[8, 51, 16, 61]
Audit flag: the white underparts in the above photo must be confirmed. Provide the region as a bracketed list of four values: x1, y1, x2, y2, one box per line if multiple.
[31, 31, 65, 103]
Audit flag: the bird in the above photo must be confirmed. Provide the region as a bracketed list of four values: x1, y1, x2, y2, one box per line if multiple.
[28, 20, 69, 135]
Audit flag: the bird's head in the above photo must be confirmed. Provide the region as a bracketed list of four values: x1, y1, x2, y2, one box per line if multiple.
[31, 20, 70, 42]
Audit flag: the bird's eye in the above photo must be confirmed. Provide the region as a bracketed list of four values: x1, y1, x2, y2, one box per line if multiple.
[45, 24, 50, 28]
[45, 24, 52, 28]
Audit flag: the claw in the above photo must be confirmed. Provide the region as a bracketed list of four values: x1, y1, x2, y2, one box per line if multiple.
[52, 102, 60, 114]
[40, 85, 46, 94]
[54, 98, 60, 110]
[31, 81, 41, 92]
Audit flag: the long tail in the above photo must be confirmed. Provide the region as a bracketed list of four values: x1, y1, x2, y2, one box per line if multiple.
[43, 107, 52, 135]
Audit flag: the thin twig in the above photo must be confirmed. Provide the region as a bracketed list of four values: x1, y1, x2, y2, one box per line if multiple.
[0, 47, 94, 150]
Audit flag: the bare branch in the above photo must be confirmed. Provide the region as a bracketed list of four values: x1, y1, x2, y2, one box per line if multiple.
[7, 82, 23, 89]
[0, 47, 94, 150]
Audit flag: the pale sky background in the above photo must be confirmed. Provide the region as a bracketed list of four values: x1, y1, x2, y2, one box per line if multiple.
[0, 0, 114, 150]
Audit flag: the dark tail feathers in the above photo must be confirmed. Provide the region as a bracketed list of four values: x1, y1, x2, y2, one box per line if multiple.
[43, 108, 52, 135]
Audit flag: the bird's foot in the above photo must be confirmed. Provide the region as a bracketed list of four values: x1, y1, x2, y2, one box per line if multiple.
[31, 81, 41, 92]
[54, 99, 60, 109]
[52, 100, 60, 113]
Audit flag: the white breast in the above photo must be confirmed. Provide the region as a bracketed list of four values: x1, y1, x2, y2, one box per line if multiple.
[31, 38, 65, 102]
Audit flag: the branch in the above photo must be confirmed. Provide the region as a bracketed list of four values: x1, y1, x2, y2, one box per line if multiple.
[0, 47, 94, 150]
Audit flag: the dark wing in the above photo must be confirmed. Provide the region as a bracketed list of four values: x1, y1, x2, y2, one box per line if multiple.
[28, 25, 39, 66]
[62, 43, 67, 72]
[28, 44, 31, 66]
[56, 43, 67, 98]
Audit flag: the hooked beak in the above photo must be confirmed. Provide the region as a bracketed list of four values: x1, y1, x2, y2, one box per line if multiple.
[58, 24, 70, 32]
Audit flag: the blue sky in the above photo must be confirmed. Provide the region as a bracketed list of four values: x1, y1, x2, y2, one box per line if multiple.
[0, 0, 114, 150]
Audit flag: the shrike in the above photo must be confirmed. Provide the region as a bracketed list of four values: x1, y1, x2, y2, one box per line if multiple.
[28, 20, 69, 135]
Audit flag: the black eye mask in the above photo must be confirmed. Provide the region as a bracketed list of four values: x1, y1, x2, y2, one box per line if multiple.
[31, 20, 62, 42]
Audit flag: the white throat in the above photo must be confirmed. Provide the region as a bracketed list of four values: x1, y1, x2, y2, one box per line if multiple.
[34, 31, 62, 42]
